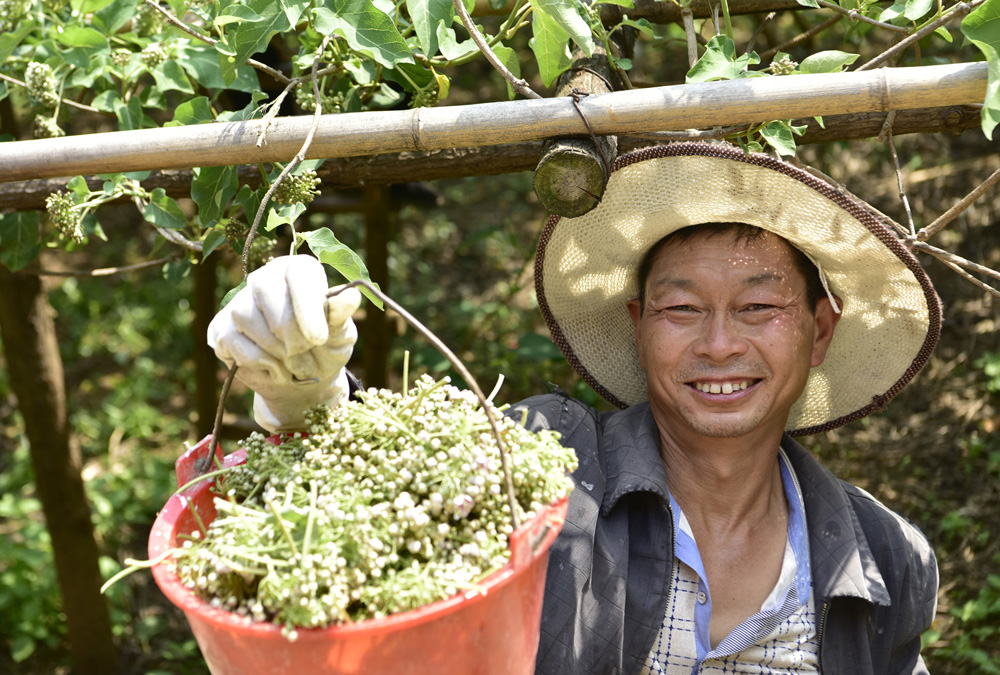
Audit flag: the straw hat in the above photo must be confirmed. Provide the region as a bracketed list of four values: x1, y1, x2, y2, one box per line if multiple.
[535, 142, 941, 436]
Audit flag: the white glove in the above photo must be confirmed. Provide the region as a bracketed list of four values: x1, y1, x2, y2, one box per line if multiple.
[207, 255, 362, 433]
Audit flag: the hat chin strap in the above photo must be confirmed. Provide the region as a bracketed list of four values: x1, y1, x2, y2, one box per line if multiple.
[802, 251, 841, 315]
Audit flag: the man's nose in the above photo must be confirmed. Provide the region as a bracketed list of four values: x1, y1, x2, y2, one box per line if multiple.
[692, 311, 749, 361]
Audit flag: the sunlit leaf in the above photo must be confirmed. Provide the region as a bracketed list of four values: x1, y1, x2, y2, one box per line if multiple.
[686, 35, 760, 83]
[797, 50, 860, 74]
[56, 26, 108, 48]
[533, 0, 593, 56]
[530, 9, 572, 88]
[297, 228, 384, 309]
[313, 0, 414, 69]
[266, 202, 307, 231]
[410, 0, 455, 58]
[218, 0, 291, 84]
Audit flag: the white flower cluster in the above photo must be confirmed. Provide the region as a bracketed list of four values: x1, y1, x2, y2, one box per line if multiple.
[173, 375, 577, 637]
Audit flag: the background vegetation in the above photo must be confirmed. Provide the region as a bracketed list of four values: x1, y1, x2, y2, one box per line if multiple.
[0, 0, 998, 673]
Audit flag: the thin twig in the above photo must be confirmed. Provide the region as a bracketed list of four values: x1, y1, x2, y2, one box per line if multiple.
[857, 0, 985, 71]
[257, 84, 297, 148]
[327, 279, 522, 532]
[815, 0, 909, 33]
[0, 73, 110, 115]
[208, 364, 238, 472]
[681, 7, 699, 70]
[23, 256, 176, 277]
[746, 12, 776, 55]
[451, 0, 541, 99]
[918, 164, 1000, 241]
[622, 125, 750, 141]
[910, 240, 1000, 284]
[241, 37, 332, 277]
[143, 0, 291, 84]
[760, 15, 841, 62]
[884, 122, 915, 236]
[935, 257, 1000, 299]
[876, 109, 897, 143]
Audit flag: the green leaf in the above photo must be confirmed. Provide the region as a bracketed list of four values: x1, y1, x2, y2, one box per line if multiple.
[56, 26, 109, 48]
[619, 17, 659, 38]
[410, 0, 455, 58]
[962, 0, 1000, 139]
[492, 44, 523, 99]
[797, 50, 860, 74]
[220, 279, 247, 309]
[10, 635, 35, 663]
[904, 0, 934, 21]
[214, 3, 263, 28]
[686, 35, 759, 83]
[878, 2, 904, 22]
[436, 22, 476, 60]
[0, 22, 36, 66]
[533, 0, 594, 56]
[152, 59, 195, 95]
[794, 0, 819, 6]
[934, 26, 954, 42]
[313, 1, 414, 69]
[599, 0, 633, 6]
[217, 0, 291, 85]
[266, 202, 307, 231]
[759, 120, 798, 156]
[169, 96, 214, 126]
[94, 0, 140, 33]
[192, 165, 238, 225]
[72, 0, 115, 12]
[142, 189, 187, 229]
[297, 228, 384, 309]
[531, 9, 573, 88]
[0, 211, 41, 271]
[66, 176, 91, 202]
[113, 96, 145, 131]
[0, 81, 6, 102]
[202, 229, 229, 258]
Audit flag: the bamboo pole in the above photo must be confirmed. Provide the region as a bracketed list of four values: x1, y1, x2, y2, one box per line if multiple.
[0, 63, 987, 183]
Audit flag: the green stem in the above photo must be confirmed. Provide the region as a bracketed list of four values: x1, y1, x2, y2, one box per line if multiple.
[266, 495, 299, 557]
[720, 0, 735, 41]
[100, 548, 177, 594]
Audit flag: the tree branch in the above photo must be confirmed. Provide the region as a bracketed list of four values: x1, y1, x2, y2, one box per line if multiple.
[451, 0, 542, 99]
[857, 0, 985, 71]
[22, 256, 176, 277]
[815, 0, 909, 33]
[918, 164, 1000, 241]
[0, 73, 110, 116]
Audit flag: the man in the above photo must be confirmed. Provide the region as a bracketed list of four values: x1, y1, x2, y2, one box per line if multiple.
[209, 142, 940, 674]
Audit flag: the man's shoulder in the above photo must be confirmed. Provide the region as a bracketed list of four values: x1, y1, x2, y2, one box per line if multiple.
[839, 479, 936, 563]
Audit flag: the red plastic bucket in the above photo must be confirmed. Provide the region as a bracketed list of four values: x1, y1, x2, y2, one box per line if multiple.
[149, 435, 568, 675]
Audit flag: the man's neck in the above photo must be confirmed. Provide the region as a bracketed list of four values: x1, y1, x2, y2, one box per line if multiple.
[655, 424, 787, 536]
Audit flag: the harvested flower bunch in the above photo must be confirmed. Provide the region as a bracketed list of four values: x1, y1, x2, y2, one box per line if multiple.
[172, 375, 577, 639]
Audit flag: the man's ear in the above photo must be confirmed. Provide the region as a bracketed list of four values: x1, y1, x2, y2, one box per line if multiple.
[810, 295, 841, 368]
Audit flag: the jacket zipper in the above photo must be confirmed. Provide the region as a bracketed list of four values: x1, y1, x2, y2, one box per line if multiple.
[817, 599, 830, 667]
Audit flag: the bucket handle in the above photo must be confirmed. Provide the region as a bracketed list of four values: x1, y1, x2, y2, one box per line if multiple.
[326, 280, 521, 532]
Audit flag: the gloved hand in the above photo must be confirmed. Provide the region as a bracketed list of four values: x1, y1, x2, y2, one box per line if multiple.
[207, 255, 362, 433]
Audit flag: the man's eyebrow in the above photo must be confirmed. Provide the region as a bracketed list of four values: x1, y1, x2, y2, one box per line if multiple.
[742, 271, 787, 286]
[649, 272, 787, 290]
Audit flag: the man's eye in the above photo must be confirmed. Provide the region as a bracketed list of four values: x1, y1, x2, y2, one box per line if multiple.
[665, 305, 695, 312]
[744, 303, 775, 312]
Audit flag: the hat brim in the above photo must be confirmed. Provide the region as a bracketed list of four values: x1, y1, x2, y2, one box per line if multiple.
[535, 142, 941, 436]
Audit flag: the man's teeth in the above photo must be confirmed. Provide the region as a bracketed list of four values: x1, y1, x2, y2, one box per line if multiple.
[696, 381, 749, 394]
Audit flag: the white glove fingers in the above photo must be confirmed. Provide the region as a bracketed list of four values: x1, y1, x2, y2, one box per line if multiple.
[326, 287, 362, 328]
[252, 277, 310, 355]
[285, 352, 321, 382]
[229, 281, 290, 358]
[286, 258, 332, 347]
[224, 331, 293, 386]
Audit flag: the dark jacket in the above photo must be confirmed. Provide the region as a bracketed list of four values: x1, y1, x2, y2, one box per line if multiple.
[512, 392, 939, 675]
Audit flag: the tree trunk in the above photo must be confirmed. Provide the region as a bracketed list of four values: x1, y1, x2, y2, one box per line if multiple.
[0, 266, 119, 674]
[193, 252, 219, 438]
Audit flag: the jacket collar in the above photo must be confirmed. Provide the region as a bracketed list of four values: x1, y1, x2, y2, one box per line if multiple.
[597, 404, 890, 607]
[781, 435, 891, 607]
[599, 402, 671, 517]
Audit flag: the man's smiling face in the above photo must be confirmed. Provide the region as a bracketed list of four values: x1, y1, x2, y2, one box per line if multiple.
[626, 228, 839, 444]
